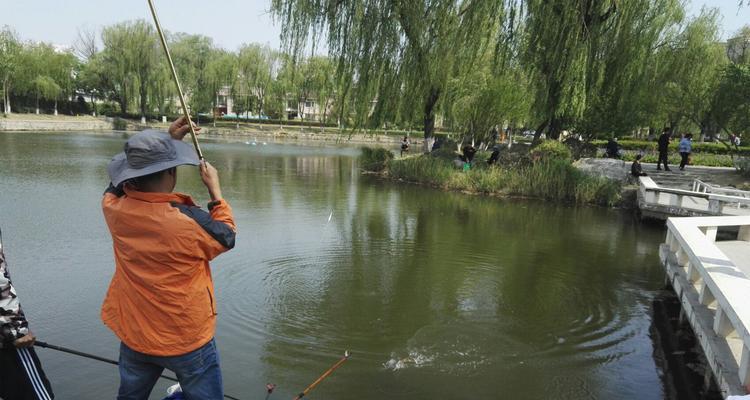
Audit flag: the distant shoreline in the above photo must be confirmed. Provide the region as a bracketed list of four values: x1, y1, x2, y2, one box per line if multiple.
[0, 114, 413, 146]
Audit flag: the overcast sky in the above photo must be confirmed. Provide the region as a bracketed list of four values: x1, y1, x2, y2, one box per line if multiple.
[1, 0, 748, 51]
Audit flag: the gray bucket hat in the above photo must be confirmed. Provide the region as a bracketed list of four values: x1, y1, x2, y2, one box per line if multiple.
[107, 130, 200, 187]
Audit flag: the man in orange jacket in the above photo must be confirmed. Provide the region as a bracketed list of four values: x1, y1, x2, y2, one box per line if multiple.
[101, 117, 236, 400]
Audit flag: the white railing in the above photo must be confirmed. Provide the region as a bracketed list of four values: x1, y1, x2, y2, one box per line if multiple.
[693, 179, 750, 199]
[640, 177, 750, 216]
[661, 216, 750, 395]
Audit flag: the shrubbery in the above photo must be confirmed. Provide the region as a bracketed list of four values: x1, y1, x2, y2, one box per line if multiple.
[360, 147, 394, 172]
[373, 148, 622, 206]
[530, 140, 572, 161]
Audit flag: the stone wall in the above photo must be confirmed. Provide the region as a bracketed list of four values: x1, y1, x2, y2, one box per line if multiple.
[0, 118, 113, 131]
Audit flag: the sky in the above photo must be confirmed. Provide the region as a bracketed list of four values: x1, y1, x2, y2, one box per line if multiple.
[0, 0, 748, 51]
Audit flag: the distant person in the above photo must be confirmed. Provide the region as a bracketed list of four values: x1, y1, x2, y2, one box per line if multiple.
[657, 128, 672, 171]
[631, 154, 648, 177]
[605, 137, 621, 159]
[462, 144, 477, 164]
[0, 228, 55, 400]
[678, 133, 693, 170]
[487, 145, 501, 166]
[491, 125, 500, 145]
[729, 133, 741, 149]
[431, 137, 443, 153]
[400, 136, 410, 157]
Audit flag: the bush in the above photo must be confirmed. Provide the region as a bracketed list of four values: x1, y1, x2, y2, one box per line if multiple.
[388, 155, 454, 185]
[530, 140, 572, 162]
[112, 117, 128, 131]
[737, 157, 750, 177]
[360, 147, 394, 172]
[383, 155, 621, 206]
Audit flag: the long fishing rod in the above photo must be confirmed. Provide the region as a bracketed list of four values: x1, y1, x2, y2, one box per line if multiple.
[35, 341, 242, 400]
[146, 0, 204, 160]
[293, 350, 351, 400]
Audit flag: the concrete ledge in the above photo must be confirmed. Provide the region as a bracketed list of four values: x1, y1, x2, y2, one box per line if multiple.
[0, 118, 114, 131]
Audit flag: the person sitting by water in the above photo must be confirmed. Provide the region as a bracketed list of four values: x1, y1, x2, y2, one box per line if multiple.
[431, 137, 443, 153]
[605, 137, 621, 159]
[631, 154, 648, 177]
[101, 116, 236, 400]
[487, 145, 501, 166]
[0, 228, 55, 400]
[462, 144, 477, 164]
[400, 136, 410, 157]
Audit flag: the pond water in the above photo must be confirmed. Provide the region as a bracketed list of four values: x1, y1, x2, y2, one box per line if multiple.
[0, 131, 670, 399]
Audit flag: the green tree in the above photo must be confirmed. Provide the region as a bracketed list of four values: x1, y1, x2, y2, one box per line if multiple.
[204, 50, 238, 126]
[31, 76, 60, 114]
[0, 26, 21, 114]
[170, 33, 215, 113]
[100, 20, 161, 117]
[657, 8, 727, 140]
[237, 43, 278, 118]
[271, 0, 505, 151]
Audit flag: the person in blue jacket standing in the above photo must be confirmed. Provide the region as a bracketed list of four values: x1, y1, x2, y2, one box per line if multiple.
[678, 133, 693, 171]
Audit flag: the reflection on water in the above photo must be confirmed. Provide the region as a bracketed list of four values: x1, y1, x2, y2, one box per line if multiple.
[0, 131, 669, 399]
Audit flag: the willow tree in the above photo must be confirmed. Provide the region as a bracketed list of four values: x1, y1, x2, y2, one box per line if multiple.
[657, 8, 727, 140]
[271, 0, 504, 151]
[0, 27, 21, 114]
[576, 0, 683, 138]
[237, 43, 279, 118]
[100, 20, 161, 116]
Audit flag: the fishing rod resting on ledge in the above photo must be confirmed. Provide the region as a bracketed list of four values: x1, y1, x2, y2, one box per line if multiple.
[146, 0, 203, 160]
[35, 341, 351, 399]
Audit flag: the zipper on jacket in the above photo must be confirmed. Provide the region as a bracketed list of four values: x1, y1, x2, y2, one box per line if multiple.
[207, 287, 217, 316]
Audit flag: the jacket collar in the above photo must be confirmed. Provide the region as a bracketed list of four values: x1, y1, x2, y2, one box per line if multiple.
[123, 186, 197, 206]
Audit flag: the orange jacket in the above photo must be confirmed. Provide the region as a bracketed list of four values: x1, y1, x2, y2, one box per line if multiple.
[101, 185, 236, 356]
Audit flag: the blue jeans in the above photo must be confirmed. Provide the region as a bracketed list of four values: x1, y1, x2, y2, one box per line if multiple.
[117, 338, 223, 400]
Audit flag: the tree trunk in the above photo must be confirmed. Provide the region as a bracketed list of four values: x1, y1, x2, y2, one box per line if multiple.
[422, 87, 440, 153]
[533, 119, 549, 142]
[140, 80, 148, 122]
[3, 81, 11, 114]
[118, 97, 127, 115]
[548, 116, 562, 140]
[36, 95, 40, 115]
[54, 99, 58, 116]
[91, 94, 97, 116]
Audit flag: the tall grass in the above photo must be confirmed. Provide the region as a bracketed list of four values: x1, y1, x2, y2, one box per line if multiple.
[360, 147, 394, 172]
[379, 153, 621, 206]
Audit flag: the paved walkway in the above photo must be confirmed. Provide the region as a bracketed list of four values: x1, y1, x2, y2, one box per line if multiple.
[715, 240, 750, 278]
[641, 163, 747, 190]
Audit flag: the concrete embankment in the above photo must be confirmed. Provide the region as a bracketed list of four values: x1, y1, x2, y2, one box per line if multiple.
[0, 115, 410, 146]
[0, 116, 115, 131]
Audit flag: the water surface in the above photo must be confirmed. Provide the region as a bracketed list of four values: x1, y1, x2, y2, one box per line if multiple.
[0, 131, 667, 399]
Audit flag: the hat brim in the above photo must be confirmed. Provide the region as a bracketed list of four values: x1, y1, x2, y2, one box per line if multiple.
[107, 139, 200, 187]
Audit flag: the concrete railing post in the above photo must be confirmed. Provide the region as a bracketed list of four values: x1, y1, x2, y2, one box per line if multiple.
[708, 199, 722, 215]
[739, 225, 750, 242]
[699, 282, 716, 309]
[701, 226, 718, 242]
[740, 345, 750, 388]
[713, 307, 736, 338]
[671, 194, 683, 207]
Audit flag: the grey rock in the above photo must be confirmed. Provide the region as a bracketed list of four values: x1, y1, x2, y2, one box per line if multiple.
[573, 158, 629, 182]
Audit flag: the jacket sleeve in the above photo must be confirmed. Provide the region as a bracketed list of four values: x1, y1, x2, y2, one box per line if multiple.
[173, 199, 237, 261]
[0, 240, 30, 347]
